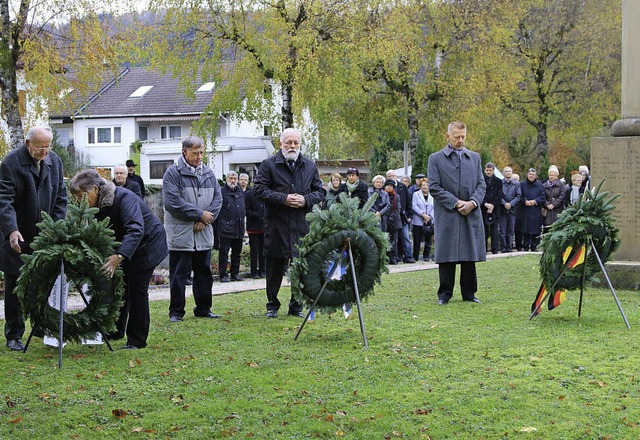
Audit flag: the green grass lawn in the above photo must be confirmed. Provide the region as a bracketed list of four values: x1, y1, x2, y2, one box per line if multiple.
[2, 254, 640, 439]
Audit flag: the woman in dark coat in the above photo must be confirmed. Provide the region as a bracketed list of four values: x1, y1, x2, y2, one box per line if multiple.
[519, 168, 545, 252]
[337, 167, 369, 209]
[245, 185, 266, 279]
[384, 179, 403, 264]
[542, 167, 565, 230]
[69, 169, 168, 349]
[324, 172, 342, 209]
[368, 175, 390, 232]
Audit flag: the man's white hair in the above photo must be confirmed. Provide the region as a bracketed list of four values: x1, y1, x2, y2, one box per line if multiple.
[26, 126, 52, 141]
[227, 170, 238, 178]
[280, 127, 301, 143]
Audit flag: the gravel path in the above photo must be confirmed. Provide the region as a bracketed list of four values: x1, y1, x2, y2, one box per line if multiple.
[0, 252, 531, 320]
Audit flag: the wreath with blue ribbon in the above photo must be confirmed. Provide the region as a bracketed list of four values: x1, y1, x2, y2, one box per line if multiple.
[289, 193, 389, 312]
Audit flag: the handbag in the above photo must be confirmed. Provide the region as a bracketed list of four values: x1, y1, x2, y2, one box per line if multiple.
[422, 220, 434, 235]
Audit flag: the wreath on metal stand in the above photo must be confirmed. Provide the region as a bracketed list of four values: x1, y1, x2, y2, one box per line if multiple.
[15, 198, 124, 343]
[290, 193, 389, 313]
[531, 180, 625, 325]
[539, 181, 619, 291]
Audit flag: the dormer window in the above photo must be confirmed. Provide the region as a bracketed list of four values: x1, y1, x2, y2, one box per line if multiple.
[129, 85, 153, 98]
[196, 82, 215, 93]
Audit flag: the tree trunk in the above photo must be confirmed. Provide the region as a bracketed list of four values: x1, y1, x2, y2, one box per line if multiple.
[535, 122, 548, 162]
[0, 67, 24, 150]
[406, 91, 420, 168]
[281, 82, 294, 130]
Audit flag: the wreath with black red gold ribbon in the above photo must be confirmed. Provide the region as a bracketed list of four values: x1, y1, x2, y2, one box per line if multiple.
[15, 198, 124, 342]
[289, 193, 389, 312]
[539, 180, 619, 290]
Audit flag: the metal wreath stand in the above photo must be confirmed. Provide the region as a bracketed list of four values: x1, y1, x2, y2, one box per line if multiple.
[294, 238, 369, 348]
[23, 260, 115, 369]
[529, 239, 630, 329]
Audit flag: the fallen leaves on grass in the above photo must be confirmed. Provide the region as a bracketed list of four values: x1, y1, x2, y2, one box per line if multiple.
[519, 426, 537, 432]
[112, 409, 127, 419]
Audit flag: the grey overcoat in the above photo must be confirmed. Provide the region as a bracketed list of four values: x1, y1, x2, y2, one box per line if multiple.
[427, 146, 487, 264]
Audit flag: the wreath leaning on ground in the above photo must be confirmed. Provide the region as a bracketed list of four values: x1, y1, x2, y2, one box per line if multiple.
[539, 180, 619, 291]
[290, 193, 389, 312]
[15, 198, 125, 342]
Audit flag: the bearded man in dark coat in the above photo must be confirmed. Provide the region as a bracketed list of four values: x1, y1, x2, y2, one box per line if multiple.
[253, 128, 325, 318]
[0, 126, 68, 351]
[427, 121, 486, 305]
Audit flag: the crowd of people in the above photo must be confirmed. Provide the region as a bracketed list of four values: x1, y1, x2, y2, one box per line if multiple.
[1, 123, 592, 352]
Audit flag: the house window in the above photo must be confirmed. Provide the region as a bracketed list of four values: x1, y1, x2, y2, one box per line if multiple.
[55, 128, 71, 147]
[150, 160, 174, 179]
[160, 125, 182, 139]
[87, 126, 121, 145]
[139, 126, 148, 141]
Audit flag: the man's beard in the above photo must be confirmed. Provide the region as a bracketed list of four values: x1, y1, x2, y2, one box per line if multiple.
[228, 183, 237, 189]
[283, 150, 300, 161]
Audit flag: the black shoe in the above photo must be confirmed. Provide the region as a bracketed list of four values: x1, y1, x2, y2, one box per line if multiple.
[265, 310, 278, 318]
[220, 276, 231, 283]
[6, 339, 25, 351]
[259, 272, 266, 278]
[463, 297, 482, 304]
[288, 310, 305, 318]
[438, 299, 448, 306]
[169, 316, 183, 322]
[388, 259, 397, 265]
[195, 311, 222, 318]
[230, 275, 243, 282]
[185, 277, 193, 286]
[404, 258, 416, 263]
[119, 345, 139, 350]
[251, 273, 261, 279]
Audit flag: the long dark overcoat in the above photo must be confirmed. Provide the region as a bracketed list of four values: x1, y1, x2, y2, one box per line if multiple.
[427, 146, 486, 264]
[253, 151, 325, 259]
[519, 178, 545, 234]
[244, 188, 265, 231]
[218, 184, 246, 239]
[0, 146, 67, 276]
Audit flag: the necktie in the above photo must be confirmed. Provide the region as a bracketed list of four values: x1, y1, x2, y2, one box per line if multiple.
[288, 160, 295, 171]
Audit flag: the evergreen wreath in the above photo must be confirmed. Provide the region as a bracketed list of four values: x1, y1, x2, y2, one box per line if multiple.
[15, 198, 125, 342]
[540, 180, 619, 290]
[290, 193, 389, 312]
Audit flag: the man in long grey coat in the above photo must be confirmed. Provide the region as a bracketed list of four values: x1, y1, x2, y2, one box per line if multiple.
[427, 121, 486, 305]
[0, 126, 68, 351]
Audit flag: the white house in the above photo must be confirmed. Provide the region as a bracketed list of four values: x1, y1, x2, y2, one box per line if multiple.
[50, 67, 277, 184]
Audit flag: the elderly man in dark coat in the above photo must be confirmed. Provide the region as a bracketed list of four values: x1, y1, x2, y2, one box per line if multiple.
[0, 126, 68, 351]
[520, 168, 545, 251]
[217, 171, 246, 282]
[113, 164, 143, 199]
[428, 121, 486, 305]
[253, 127, 325, 318]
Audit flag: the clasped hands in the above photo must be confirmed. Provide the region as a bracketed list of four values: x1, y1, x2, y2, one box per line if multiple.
[194, 210, 215, 232]
[285, 193, 306, 208]
[455, 200, 475, 216]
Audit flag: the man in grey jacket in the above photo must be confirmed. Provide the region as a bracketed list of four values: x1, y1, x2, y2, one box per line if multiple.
[428, 121, 486, 305]
[163, 136, 222, 322]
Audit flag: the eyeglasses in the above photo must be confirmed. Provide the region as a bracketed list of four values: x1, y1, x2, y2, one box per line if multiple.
[32, 145, 51, 151]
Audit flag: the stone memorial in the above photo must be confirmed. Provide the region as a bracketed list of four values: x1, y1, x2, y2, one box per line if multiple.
[590, 0, 640, 288]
